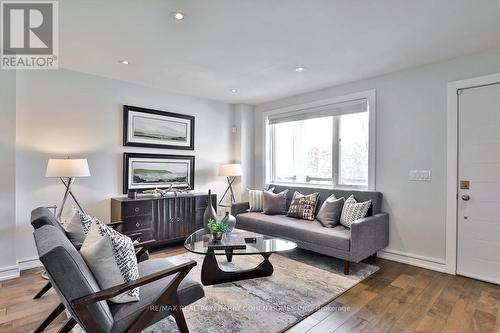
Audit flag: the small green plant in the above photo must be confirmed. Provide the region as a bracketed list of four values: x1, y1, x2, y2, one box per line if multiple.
[207, 218, 229, 232]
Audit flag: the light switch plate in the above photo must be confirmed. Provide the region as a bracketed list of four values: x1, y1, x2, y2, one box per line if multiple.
[409, 170, 432, 181]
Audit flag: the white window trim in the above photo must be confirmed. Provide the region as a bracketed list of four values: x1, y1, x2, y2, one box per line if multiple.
[262, 89, 376, 191]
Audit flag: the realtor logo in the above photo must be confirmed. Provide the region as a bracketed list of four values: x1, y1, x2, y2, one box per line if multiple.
[1, 1, 58, 69]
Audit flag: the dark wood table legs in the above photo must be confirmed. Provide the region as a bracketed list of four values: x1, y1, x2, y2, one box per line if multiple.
[225, 249, 233, 262]
[201, 252, 274, 286]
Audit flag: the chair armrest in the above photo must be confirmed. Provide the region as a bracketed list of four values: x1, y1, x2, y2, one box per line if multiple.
[134, 239, 155, 262]
[72, 260, 197, 308]
[231, 202, 250, 216]
[350, 213, 389, 262]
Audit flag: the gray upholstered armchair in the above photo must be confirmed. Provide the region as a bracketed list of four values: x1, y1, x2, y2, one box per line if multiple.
[33, 224, 204, 333]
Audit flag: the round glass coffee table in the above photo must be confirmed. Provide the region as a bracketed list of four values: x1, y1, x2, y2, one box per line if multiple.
[184, 228, 297, 286]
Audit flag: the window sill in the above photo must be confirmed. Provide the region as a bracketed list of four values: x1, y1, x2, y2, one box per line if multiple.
[266, 181, 368, 191]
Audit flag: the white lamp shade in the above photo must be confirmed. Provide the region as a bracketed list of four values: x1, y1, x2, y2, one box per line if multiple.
[218, 163, 242, 177]
[46, 159, 91, 178]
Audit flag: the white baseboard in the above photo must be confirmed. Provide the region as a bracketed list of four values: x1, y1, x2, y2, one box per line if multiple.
[377, 249, 447, 273]
[18, 256, 42, 271]
[0, 264, 20, 281]
[0, 257, 43, 282]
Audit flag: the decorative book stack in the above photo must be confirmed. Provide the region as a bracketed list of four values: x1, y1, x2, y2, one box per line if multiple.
[208, 233, 247, 250]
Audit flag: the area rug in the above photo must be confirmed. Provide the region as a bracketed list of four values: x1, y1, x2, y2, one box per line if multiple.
[71, 249, 378, 332]
[144, 249, 378, 333]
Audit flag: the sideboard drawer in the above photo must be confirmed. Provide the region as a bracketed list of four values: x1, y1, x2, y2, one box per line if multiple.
[121, 216, 153, 232]
[122, 201, 152, 217]
[124, 229, 155, 242]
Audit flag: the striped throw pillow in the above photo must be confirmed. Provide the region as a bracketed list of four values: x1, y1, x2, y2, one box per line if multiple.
[340, 195, 371, 228]
[248, 187, 274, 212]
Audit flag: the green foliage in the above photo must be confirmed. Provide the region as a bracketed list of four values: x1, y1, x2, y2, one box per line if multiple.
[207, 218, 229, 232]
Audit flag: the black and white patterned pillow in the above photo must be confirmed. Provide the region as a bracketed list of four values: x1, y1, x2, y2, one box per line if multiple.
[340, 195, 371, 228]
[78, 211, 93, 234]
[248, 187, 274, 212]
[286, 191, 320, 221]
[80, 219, 139, 303]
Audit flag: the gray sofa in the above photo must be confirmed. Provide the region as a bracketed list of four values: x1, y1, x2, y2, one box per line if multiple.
[231, 184, 389, 274]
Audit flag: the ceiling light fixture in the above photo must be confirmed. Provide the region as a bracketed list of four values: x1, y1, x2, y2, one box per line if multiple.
[230, 89, 237, 93]
[172, 11, 185, 20]
[119, 60, 129, 65]
[295, 67, 306, 72]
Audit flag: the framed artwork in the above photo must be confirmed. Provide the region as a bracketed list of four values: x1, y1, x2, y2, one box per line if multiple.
[123, 105, 195, 150]
[123, 153, 195, 194]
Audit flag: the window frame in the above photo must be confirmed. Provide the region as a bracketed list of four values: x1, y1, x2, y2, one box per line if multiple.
[263, 89, 376, 190]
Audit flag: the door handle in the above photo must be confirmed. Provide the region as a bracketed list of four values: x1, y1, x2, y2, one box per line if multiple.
[461, 194, 470, 201]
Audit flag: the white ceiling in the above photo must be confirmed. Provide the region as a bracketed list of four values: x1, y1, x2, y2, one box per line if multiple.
[60, 0, 500, 104]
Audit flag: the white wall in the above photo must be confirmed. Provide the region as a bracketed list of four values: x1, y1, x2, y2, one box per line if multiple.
[254, 47, 500, 271]
[231, 104, 255, 201]
[0, 71, 18, 279]
[15, 69, 234, 262]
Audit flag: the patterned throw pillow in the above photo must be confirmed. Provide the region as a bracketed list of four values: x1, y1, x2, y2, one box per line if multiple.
[248, 187, 275, 212]
[340, 195, 371, 228]
[286, 191, 320, 221]
[80, 219, 140, 303]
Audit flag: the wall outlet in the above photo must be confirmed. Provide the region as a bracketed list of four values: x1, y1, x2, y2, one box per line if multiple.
[409, 170, 432, 181]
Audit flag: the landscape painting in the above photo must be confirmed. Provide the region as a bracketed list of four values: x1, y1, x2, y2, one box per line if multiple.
[123, 153, 195, 193]
[123, 105, 195, 150]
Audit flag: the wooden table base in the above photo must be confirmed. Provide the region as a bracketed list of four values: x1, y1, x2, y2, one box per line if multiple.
[201, 252, 274, 286]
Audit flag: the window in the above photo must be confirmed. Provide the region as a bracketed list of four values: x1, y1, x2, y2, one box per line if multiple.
[266, 93, 374, 189]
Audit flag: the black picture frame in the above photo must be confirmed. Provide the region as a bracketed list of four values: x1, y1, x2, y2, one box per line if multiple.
[123, 105, 195, 150]
[123, 153, 195, 194]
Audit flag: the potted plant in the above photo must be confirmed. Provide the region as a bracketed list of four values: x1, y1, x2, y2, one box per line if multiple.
[207, 218, 229, 242]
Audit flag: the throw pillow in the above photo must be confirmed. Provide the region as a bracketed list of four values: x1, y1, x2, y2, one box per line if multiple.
[80, 219, 140, 303]
[316, 195, 345, 227]
[340, 195, 371, 228]
[286, 191, 320, 221]
[262, 189, 289, 215]
[61, 208, 93, 247]
[248, 187, 275, 212]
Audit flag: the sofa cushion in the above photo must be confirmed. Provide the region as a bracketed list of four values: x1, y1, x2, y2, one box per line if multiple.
[263, 189, 288, 215]
[237, 212, 350, 251]
[110, 258, 204, 333]
[269, 184, 382, 216]
[316, 195, 345, 228]
[248, 187, 274, 212]
[286, 191, 319, 221]
[340, 195, 371, 228]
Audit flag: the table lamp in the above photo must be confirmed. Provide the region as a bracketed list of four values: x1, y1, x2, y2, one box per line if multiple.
[218, 163, 242, 204]
[46, 158, 90, 219]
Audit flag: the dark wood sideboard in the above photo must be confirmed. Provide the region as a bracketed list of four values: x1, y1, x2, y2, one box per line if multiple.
[111, 193, 217, 246]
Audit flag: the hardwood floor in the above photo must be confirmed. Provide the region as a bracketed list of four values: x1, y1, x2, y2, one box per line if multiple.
[2, 246, 499, 333]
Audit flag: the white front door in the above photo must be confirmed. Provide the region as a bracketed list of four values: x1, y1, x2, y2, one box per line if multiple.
[457, 82, 500, 285]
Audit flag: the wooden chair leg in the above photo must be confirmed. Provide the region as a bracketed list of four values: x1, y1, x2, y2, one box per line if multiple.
[171, 307, 189, 333]
[34, 302, 65, 333]
[58, 317, 77, 333]
[343, 260, 350, 275]
[34, 281, 52, 299]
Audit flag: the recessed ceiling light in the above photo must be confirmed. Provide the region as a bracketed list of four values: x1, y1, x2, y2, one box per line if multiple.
[295, 67, 306, 72]
[172, 11, 185, 20]
[119, 60, 129, 65]
[230, 89, 237, 93]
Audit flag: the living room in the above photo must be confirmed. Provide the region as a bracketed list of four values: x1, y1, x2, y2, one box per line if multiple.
[1, 1, 500, 332]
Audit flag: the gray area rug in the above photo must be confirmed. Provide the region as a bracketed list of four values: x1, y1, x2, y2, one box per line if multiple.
[145, 249, 378, 333]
